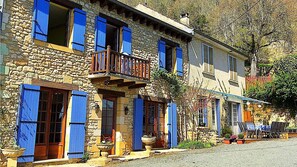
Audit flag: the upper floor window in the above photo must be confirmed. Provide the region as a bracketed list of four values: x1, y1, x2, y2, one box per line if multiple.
[202, 44, 214, 74]
[47, 2, 70, 46]
[95, 15, 131, 55]
[32, 0, 86, 52]
[158, 39, 183, 76]
[229, 55, 237, 81]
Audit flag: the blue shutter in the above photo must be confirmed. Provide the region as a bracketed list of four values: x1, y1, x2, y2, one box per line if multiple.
[32, 0, 50, 41]
[203, 106, 208, 127]
[122, 26, 132, 55]
[203, 99, 208, 127]
[17, 84, 40, 162]
[158, 40, 166, 69]
[68, 90, 87, 159]
[216, 99, 221, 136]
[168, 102, 177, 148]
[176, 47, 183, 76]
[237, 103, 242, 133]
[95, 16, 106, 52]
[133, 98, 143, 150]
[72, 8, 86, 52]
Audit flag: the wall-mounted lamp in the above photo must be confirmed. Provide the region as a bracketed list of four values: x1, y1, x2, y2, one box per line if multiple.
[223, 95, 228, 100]
[124, 106, 129, 115]
[95, 103, 100, 110]
[246, 101, 251, 106]
[257, 104, 262, 108]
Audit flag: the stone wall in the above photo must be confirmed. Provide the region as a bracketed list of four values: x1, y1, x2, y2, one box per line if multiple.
[1, 0, 189, 157]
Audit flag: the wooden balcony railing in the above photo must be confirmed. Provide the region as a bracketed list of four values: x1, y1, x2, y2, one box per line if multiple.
[90, 46, 150, 81]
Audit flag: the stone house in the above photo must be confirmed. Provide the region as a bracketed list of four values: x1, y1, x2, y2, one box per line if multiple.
[187, 31, 266, 136]
[0, 0, 193, 164]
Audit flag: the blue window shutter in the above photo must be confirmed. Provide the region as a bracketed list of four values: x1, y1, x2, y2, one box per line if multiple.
[17, 84, 40, 163]
[215, 99, 221, 136]
[168, 102, 177, 148]
[133, 98, 143, 150]
[72, 8, 86, 52]
[68, 90, 87, 159]
[95, 16, 106, 52]
[121, 26, 132, 55]
[237, 103, 242, 126]
[203, 99, 208, 127]
[32, 0, 50, 41]
[176, 47, 183, 76]
[158, 40, 166, 69]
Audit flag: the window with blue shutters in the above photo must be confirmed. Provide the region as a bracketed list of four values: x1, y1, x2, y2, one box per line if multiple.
[94, 15, 132, 55]
[32, 0, 86, 51]
[158, 39, 183, 76]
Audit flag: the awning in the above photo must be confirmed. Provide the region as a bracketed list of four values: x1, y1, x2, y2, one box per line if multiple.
[207, 89, 270, 104]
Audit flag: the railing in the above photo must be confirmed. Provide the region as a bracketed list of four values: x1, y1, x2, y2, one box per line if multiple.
[90, 46, 150, 80]
[246, 76, 272, 89]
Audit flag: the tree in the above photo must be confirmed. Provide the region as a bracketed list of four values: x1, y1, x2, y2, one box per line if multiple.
[246, 55, 297, 117]
[210, 0, 293, 76]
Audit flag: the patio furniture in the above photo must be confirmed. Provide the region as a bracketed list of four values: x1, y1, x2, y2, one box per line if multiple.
[244, 122, 257, 138]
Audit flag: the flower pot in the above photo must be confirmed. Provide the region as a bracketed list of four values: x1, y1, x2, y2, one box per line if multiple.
[1, 148, 25, 158]
[223, 139, 231, 144]
[1, 148, 25, 167]
[141, 137, 156, 152]
[236, 139, 245, 144]
[97, 143, 114, 158]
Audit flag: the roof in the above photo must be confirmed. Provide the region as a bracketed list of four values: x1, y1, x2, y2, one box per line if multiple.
[195, 30, 249, 59]
[90, 0, 193, 42]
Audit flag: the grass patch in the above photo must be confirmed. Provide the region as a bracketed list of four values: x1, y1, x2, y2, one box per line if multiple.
[177, 140, 213, 149]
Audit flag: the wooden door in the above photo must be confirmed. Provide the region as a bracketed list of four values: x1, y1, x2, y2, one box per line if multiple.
[101, 97, 117, 155]
[34, 88, 67, 160]
[144, 101, 165, 148]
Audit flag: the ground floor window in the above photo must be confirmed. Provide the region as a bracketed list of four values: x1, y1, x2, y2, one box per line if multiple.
[34, 88, 68, 160]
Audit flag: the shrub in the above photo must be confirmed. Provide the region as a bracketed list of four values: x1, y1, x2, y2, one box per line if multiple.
[238, 133, 244, 139]
[177, 140, 213, 149]
[224, 134, 230, 139]
[221, 126, 232, 137]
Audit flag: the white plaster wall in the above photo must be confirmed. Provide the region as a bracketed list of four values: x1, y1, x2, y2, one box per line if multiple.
[188, 38, 246, 97]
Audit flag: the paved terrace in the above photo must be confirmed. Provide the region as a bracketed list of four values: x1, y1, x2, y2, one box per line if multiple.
[50, 138, 297, 167]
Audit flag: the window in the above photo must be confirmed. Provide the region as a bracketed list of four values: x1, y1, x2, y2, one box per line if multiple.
[229, 56, 237, 81]
[158, 40, 183, 76]
[0, 0, 4, 31]
[95, 15, 131, 55]
[198, 99, 206, 126]
[106, 23, 120, 51]
[165, 45, 173, 72]
[32, 0, 86, 52]
[202, 44, 214, 74]
[47, 2, 70, 46]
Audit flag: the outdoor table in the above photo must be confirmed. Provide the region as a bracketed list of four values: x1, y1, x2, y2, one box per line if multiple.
[256, 125, 271, 138]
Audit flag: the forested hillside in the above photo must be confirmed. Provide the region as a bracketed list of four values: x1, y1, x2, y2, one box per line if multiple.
[119, 0, 297, 76]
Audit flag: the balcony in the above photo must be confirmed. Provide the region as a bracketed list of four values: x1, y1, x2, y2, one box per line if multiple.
[89, 46, 150, 89]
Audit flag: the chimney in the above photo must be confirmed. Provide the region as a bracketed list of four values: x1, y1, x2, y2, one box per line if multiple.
[180, 13, 189, 26]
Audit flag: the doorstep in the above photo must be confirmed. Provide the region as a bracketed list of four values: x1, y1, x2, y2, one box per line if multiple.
[31, 158, 79, 166]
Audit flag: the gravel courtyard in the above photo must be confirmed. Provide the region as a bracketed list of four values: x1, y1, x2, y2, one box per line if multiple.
[108, 138, 297, 167]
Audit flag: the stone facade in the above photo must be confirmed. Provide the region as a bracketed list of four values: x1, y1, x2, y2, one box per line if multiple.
[0, 0, 189, 161]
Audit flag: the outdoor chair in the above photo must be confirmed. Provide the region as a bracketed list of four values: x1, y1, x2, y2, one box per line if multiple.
[238, 122, 245, 133]
[244, 122, 257, 138]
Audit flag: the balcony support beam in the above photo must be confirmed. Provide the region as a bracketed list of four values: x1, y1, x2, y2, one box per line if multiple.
[128, 83, 147, 89]
[118, 81, 135, 87]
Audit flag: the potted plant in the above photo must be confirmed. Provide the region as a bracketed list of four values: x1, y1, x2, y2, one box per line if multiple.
[97, 136, 114, 158]
[230, 135, 237, 143]
[0, 107, 25, 167]
[223, 134, 231, 144]
[237, 133, 245, 144]
[141, 135, 156, 152]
